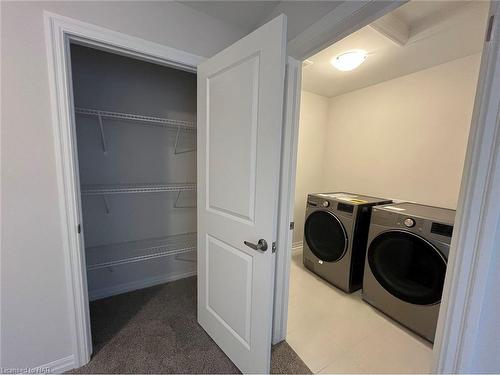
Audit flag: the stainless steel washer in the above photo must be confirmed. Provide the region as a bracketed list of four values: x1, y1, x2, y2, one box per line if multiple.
[362, 202, 455, 342]
[303, 192, 392, 293]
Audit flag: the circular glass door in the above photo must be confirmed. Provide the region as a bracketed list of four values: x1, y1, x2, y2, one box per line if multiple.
[367, 230, 447, 305]
[304, 210, 347, 262]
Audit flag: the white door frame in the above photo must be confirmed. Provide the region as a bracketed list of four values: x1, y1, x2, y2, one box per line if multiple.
[44, 12, 204, 368]
[433, 3, 499, 372]
[272, 56, 303, 344]
[273, 1, 500, 373]
[272, 0, 408, 345]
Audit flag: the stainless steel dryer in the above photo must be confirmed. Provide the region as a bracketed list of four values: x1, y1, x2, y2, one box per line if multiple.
[303, 192, 392, 293]
[362, 202, 455, 342]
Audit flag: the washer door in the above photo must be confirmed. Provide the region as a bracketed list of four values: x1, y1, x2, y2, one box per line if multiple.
[367, 230, 447, 305]
[304, 210, 347, 262]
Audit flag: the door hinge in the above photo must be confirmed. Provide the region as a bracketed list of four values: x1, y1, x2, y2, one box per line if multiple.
[289, 221, 295, 230]
[77, 224, 81, 234]
[486, 15, 495, 42]
[272, 242, 277, 253]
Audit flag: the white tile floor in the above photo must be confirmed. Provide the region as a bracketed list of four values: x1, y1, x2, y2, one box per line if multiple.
[286, 249, 433, 374]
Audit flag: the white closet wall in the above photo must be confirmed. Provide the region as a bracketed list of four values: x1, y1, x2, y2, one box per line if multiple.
[71, 45, 197, 299]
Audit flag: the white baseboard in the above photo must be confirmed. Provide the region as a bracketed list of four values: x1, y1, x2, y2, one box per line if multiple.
[89, 271, 197, 301]
[292, 241, 303, 252]
[33, 354, 75, 374]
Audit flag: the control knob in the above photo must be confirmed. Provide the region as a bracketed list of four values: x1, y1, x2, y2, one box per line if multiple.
[404, 218, 416, 228]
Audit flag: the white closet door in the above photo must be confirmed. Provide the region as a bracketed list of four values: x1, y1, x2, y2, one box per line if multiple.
[197, 15, 287, 374]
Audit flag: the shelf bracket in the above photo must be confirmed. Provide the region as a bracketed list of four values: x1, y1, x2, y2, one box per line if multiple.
[173, 190, 196, 209]
[97, 113, 108, 154]
[174, 125, 196, 155]
[102, 195, 111, 215]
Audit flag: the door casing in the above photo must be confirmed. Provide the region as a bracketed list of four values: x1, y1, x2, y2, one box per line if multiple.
[44, 11, 204, 370]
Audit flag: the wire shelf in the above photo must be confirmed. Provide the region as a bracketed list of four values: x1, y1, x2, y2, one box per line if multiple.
[81, 183, 196, 195]
[75, 107, 196, 132]
[86, 232, 197, 270]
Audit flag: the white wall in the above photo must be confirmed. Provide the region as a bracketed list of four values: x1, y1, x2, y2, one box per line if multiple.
[292, 91, 329, 244]
[0, 1, 246, 370]
[323, 54, 481, 208]
[294, 53, 481, 244]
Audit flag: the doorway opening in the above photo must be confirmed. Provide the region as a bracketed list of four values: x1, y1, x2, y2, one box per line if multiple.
[67, 41, 308, 374]
[285, 1, 489, 373]
[69, 42, 211, 373]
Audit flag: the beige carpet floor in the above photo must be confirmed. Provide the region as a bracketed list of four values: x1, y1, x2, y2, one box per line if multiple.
[70, 276, 310, 374]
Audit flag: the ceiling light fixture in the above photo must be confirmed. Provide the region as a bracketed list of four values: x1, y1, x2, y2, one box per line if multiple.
[331, 50, 367, 71]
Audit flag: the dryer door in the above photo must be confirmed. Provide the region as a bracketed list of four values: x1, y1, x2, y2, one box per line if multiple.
[367, 230, 447, 305]
[304, 210, 347, 262]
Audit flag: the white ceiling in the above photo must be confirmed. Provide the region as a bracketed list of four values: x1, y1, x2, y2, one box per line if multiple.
[180, 1, 281, 31]
[302, 1, 489, 98]
[180, 1, 342, 40]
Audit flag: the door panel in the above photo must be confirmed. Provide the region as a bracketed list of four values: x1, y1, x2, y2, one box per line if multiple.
[197, 15, 287, 373]
[207, 54, 259, 221]
[207, 234, 252, 346]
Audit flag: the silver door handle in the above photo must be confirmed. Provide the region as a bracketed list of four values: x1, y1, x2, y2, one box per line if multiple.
[244, 239, 268, 252]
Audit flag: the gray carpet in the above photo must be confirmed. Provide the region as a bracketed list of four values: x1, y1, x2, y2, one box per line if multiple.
[70, 276, 311, 374]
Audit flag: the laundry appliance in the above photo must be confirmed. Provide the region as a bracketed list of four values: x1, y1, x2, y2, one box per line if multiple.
[303, 192, 392, 293]
[362, 202, 455, 342]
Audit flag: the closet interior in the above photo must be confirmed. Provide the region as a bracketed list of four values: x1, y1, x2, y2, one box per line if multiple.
[71, 44, 197, 301]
